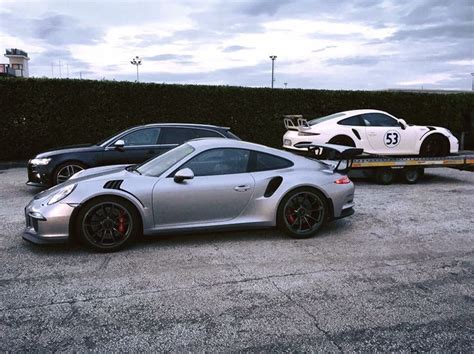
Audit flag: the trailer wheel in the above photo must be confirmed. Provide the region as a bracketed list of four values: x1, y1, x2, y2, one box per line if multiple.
[402, 168, 421, 184]
[375, 168, 395, 185]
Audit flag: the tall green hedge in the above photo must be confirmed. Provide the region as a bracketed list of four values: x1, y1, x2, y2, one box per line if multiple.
[0, 77, 472, 160]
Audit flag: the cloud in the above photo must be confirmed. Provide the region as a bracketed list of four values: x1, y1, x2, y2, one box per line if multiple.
[146, 54, 194, 61]
[325, 56, 385, 66]
[223, 45, 253, 52]
[0, 11, 103, 45]
[313, 45, 337, 53]
[238, 0, 292, 16]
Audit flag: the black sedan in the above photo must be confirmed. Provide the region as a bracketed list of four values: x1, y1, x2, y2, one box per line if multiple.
[27, 123, 240, 187]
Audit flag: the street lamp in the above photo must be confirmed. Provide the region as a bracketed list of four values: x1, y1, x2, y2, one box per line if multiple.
[471, 73, 474, 91]
[130, 56, 142, 82]
[269, 55, 277, 88]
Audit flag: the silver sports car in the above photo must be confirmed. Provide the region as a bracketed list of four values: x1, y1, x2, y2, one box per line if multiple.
[23, 139, 357, 251]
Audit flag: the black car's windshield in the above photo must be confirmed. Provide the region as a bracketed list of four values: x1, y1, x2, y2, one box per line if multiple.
[308, 113, 346, 126]
[135, 143, 195, 176]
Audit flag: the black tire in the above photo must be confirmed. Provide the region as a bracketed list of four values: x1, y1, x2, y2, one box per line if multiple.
[277, 187, 327, 239]
[75, 196, 140, 252]
[402, 168, 421, 184]
[419, 135, 449, 157]
[375, 168, 395, 185]
[54, 161, 87, 185]
[328, 135, 356, 147]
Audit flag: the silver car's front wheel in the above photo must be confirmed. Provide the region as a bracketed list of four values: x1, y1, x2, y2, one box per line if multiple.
[278, 188, 327, 239]
[76, 197, 139, 252]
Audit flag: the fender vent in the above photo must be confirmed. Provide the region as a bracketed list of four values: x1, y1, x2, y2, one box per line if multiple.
[352, 129, 361, 140]
[427, 126, 436, 131]
[264, 177, 283, 198]
[104, 180, 123, 190]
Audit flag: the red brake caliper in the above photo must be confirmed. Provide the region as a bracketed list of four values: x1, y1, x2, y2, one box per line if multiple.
[286, 208, 296, 224]
[117, 211, 127, 234]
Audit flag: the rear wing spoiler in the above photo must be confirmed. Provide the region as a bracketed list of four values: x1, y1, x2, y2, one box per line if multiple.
[294, 142, 364, 173]
[283, 115, 311, 131]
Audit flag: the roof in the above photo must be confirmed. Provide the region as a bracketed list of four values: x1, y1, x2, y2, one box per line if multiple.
[336, 109, 389, 117]
[186, 138, 300, 161]
[142, 123, 230, 130]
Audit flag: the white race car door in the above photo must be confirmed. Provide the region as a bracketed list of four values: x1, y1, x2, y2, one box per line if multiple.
[152, 148, 254, 227]
[362, 113, 414, 154]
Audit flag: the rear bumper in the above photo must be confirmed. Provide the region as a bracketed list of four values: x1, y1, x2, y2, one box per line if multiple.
[333, 206, 355, 220]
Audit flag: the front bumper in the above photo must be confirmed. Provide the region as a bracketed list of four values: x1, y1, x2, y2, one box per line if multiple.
[23, 199, 76, 245]
[27, 163, 53, 187]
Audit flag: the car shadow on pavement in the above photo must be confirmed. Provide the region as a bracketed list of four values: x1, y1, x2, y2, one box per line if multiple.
[19, 218, 351, 254]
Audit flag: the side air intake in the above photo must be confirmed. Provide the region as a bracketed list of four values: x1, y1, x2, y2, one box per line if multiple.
[104, 180, 123, 190]
[264, 177, 283, 198]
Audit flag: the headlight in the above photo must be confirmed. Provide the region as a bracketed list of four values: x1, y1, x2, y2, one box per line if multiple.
[47, 184, 77, 205]
[30, 158, 51, 165]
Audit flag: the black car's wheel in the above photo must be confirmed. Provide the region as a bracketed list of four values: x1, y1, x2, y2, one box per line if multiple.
[76, 196, 140, 252]
[54, 162, 86, 185]
[278, 188, 327, 239]
[419, 135, 449, 157]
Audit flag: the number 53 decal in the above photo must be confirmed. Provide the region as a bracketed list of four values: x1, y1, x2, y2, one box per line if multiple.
[384, 130, 401, 147]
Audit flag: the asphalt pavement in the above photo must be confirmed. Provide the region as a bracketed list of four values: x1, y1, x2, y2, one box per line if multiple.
[0, 167, 473, 351]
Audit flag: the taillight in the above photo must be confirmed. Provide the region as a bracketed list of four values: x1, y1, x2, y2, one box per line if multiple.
[335, 176, 351, 184]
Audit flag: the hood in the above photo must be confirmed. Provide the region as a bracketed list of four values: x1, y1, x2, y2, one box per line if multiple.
[69, 164, 131, 181]
[35, 144, 103, 158]
[33, 164, 132, 200]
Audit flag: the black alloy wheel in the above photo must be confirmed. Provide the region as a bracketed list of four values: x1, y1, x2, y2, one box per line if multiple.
[77, 197, 139, 251]
[279, 188, 327, 239]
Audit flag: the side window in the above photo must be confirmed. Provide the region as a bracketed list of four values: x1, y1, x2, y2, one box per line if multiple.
[181, 148, 250, 176]
[337, 116, 365, 126]
[363, 113, 399, 127]
[252, 152, 293, 172]
[120, 128, 160, 146]
[159, 128, 198, 145]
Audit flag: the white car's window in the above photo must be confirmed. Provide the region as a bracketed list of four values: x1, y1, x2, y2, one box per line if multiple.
[136, 143, 195, 176]
[363, 113, 399, 127]
[337, 116, 365, 126]
[308, 113, 346, 126]
[181, 148, 250, 176]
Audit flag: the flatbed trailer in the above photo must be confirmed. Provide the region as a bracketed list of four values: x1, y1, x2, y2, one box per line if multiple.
[348, 151, 474, 184]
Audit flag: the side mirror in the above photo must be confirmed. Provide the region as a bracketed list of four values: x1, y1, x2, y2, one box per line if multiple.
[114, 139, 125, 149]
[398, 119, 407, 130]
[174, 168, 194, 183]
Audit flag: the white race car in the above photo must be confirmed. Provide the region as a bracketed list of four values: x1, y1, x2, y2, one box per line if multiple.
[283, 109, 459, 157]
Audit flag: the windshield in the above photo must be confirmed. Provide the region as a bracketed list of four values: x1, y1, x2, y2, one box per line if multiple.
[135, 143, 195, 176]
[308, 113, 346, 126]
[96, 128, 128, 146]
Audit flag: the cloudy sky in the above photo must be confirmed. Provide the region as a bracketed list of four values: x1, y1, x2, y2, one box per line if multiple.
[0, 0, 472, 90]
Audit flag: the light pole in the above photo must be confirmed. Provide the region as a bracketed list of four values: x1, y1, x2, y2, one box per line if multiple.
[130, 56, 142, 82]
[269, 55, 277, 88]
[471, 73, 474, 91]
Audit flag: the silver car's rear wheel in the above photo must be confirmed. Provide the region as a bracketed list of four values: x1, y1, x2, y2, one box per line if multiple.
[278, 188, 327, 239]
[55, 162, 85, 184]
[77, 197, 139, 252]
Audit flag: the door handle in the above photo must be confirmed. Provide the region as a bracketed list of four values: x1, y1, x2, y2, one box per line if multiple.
[234, 185, 250, 192]
[368, 132, 377, 137]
